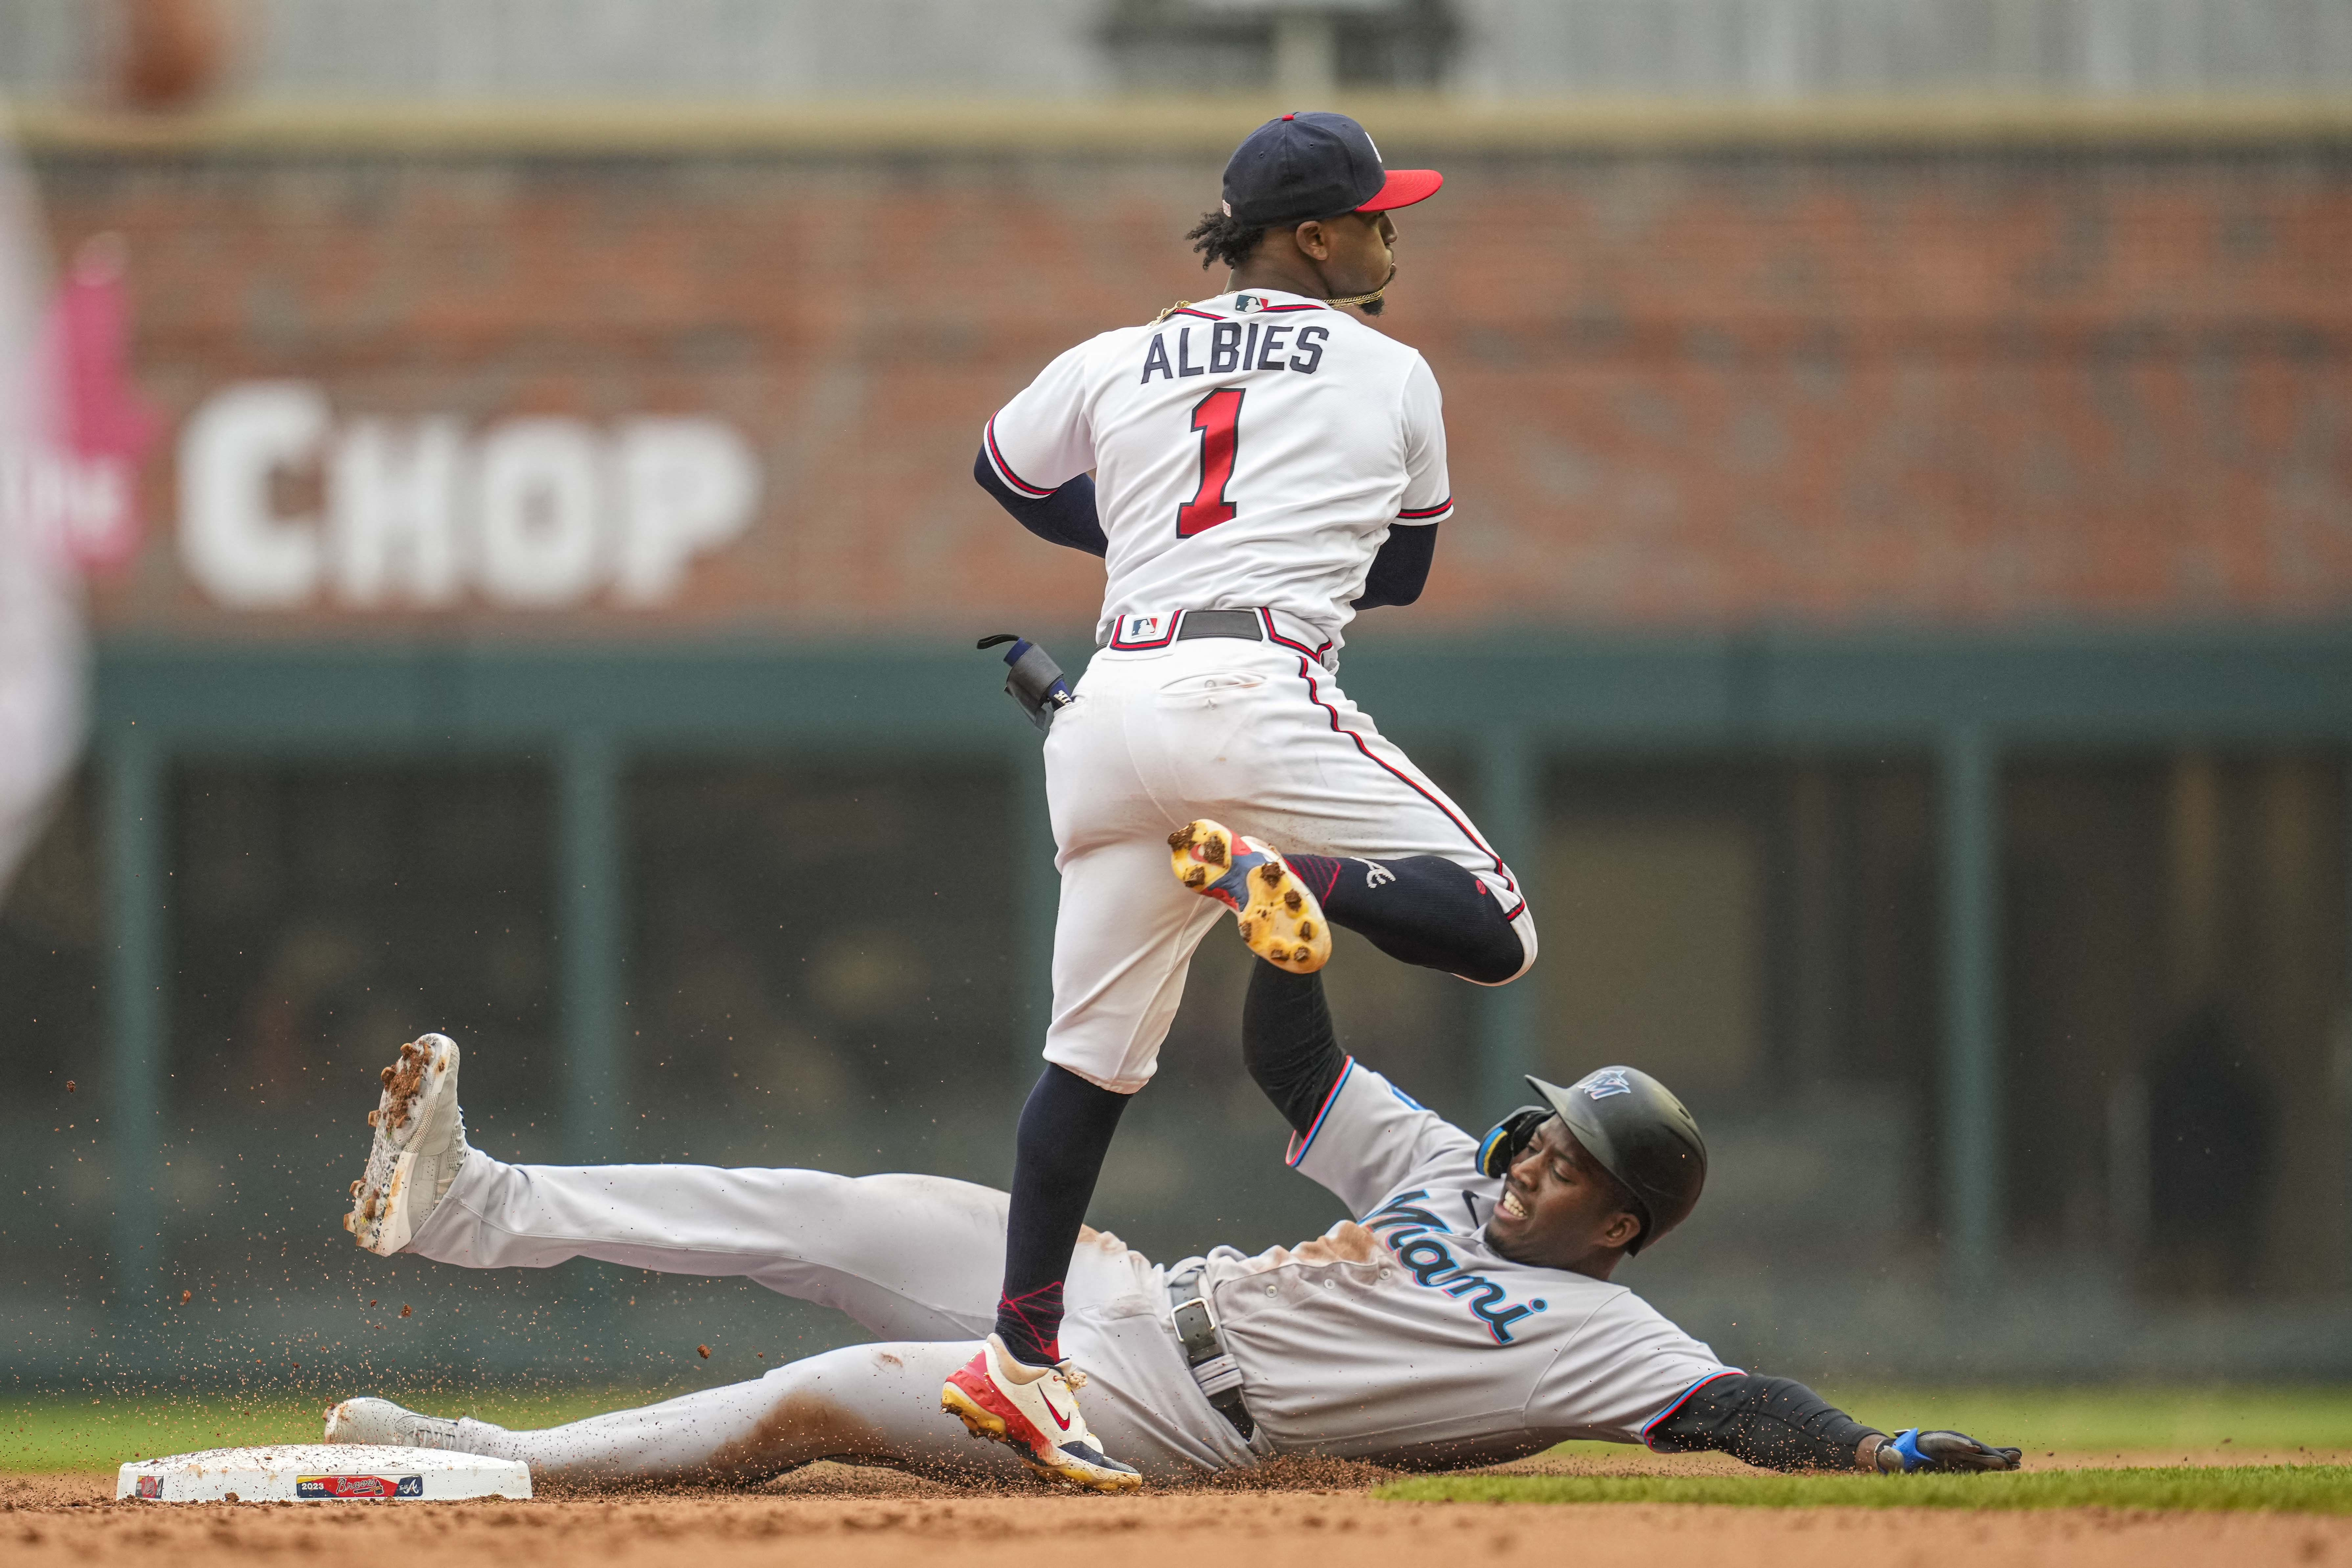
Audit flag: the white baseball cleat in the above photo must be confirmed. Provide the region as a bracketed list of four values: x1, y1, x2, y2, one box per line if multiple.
[1170, 819, 1331, 974]
[941, 1333, 1142, 1492]
[343, 1033, 468, 1256]
[323, 1396, 471, 1451]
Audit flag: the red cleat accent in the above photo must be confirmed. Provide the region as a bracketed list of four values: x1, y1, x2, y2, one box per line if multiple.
[944, 1346, 1053, 1456]
[939, 1335, 1142, 1492]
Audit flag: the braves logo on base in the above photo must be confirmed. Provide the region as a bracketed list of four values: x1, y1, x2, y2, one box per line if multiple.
[295, 1473, 424, 1499]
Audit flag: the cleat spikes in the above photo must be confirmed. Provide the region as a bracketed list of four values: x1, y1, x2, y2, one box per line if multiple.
[1168, 819, 1330, 975]
[346, 1033, 466, 1258]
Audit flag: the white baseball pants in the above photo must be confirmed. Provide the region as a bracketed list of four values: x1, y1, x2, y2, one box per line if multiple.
[1042, 634, 1536, 1092]
[406, 1149, 1262, 1484]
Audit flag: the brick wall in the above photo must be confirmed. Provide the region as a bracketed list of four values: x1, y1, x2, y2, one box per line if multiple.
[34, 135, 2352, 638]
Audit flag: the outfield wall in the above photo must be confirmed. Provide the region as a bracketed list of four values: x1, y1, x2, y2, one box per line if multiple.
[2, 105, 2348, 1384]
[17, 102, 2352, 638]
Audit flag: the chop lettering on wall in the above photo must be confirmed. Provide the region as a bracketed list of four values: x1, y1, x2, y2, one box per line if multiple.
[178, 382, 762, 610]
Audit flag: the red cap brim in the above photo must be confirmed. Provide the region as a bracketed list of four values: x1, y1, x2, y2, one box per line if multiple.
[1357, 168, 1444, 212]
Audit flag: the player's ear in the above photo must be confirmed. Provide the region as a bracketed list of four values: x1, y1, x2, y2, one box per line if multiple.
[1603, 1210, 1644, 1251]
[1291, 219, 1332, 263]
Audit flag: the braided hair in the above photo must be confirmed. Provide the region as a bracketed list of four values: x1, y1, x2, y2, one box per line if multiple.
[1185, 208, 1268, 270]
[1180, 207, 1389, 314]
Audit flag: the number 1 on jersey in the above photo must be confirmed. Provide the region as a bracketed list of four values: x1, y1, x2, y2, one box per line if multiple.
[1177, 386, 1244, 537]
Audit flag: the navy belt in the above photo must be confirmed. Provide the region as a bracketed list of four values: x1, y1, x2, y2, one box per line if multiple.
[1100, 607, 1338, 669]
[1171, 608, 1264, 642]
[1099, 608, 1265, 649]
[1167, 1272, 1254, 1441]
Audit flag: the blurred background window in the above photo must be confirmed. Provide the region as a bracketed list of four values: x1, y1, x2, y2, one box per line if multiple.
[2006, 753, 2348, 1299]
[1101, 1, 1463, 97]
[622, 762, 1021, 1169]
[1538, 760, 1941, 1309]
[0, 771, 101, 1097]
[169, 762, 558, 1131]
[8, 0, 2352, 102]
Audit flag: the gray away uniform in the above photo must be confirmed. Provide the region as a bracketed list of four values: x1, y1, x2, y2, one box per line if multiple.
[400, 1056, 1730, 1485]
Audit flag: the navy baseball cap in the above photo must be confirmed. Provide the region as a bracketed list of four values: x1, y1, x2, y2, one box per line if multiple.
[1221, 111, 1443, 227]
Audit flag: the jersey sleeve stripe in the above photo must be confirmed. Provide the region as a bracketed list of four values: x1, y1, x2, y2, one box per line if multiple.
[1637, 1369, 1747, 1448]
[983, 417, 1056, 498]
[1169, 307, 1223, 322]
[1283, 1055, 1357, 1168]
[1396, 498, 1452, 520]
[1284, 655, 1527, 917]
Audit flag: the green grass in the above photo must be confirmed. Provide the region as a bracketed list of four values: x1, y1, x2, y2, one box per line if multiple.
[12, 1382, 2352, 1493]
[0, 1387, 667, 1472]
[1818, 1386, 2352, 1456]
[1532, 1385, 2352, 1467]
[1379, 1465, 2352, 1514]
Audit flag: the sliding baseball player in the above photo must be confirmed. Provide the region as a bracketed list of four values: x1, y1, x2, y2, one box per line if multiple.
[330, 1007, 2017, 1485]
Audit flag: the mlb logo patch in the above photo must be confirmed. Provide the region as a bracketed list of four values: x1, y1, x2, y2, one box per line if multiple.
[136, 1475, 161, 1498]
[1233, 294, 1263, 312]
[1127, 614, 1163, 639]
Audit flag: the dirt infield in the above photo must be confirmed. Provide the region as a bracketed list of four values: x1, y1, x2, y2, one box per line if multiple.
[8, 1460, 2351, 1568]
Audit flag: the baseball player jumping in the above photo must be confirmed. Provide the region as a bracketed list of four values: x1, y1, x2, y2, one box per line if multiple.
[953, 110, 1539, 1488]
[330, 1017, 2018, 1482]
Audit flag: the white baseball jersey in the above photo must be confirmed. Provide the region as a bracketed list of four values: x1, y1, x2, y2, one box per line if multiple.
[981, 287, 1452, 655]
[1193, 1058, 1732, 1466]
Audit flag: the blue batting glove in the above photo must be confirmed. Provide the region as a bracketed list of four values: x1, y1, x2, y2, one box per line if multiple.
[1879, 1428, 2022, 1473]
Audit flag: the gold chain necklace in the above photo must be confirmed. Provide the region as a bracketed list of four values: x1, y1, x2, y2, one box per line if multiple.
[1154, 265, 1394, 325]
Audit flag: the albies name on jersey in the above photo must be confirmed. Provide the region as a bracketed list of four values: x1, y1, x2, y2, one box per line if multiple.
[1141, 313, 1329, 382]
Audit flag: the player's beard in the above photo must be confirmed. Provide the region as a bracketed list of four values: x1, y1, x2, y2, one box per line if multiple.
[1327, 262, 1396, 316]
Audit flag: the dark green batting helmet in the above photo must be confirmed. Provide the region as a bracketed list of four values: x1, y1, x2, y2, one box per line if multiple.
[1478, 1066, 1708, 1255]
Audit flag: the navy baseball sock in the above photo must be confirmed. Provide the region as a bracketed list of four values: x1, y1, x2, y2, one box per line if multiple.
[1284, 853, 1526, 983]
[994, 1063, 1131, 1368]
